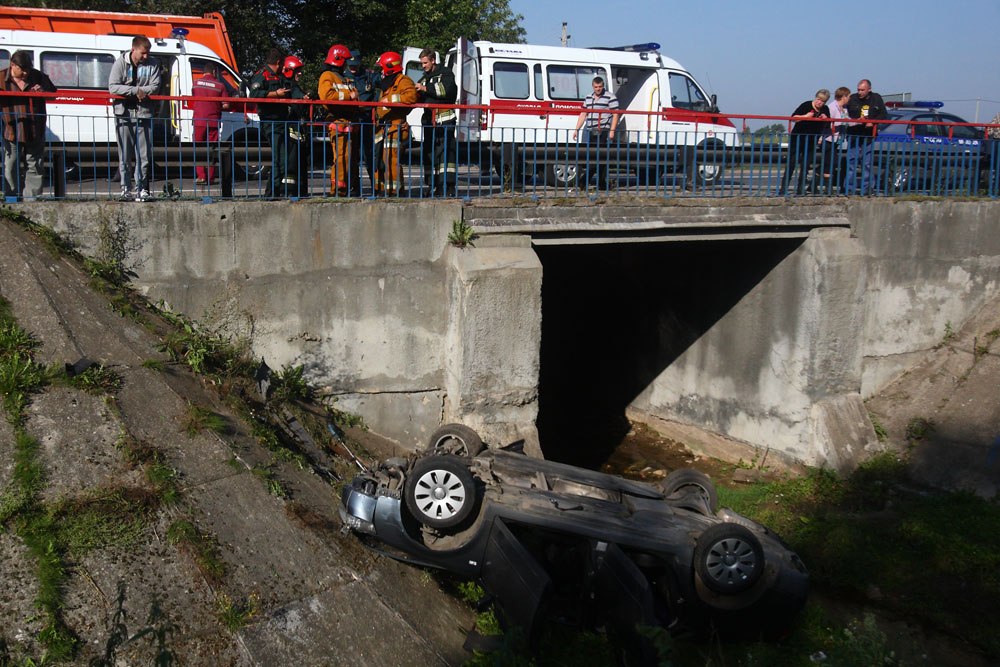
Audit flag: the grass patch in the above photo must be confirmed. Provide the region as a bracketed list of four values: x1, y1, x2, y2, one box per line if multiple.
[141, 358, 166, 371]
[718, 455, 1000, 657]
[166, 519, 225, 586]
[182, 403, 229, 437]
[50, 487, 155, 554]
[62, 363, 123, 395]
[217, 592, 260, 632]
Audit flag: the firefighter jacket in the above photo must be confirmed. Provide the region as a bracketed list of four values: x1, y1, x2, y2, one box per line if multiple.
[376, 73, 417, 131]
[418, 63, 457, 126]
[248, 65, 288, 121]
[318, 66, 356, 126]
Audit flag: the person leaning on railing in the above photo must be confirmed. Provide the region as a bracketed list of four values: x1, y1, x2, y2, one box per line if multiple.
[572, 76, 619, 191]
[0, 49, 56, 201]
[373, 52, 417, 197]
[108, 35, 160, 202]
[780, 89, 830, 196]
[248, 48, 291, 198]
[844, 79, 887, 196]
[820, 86, 851, 193]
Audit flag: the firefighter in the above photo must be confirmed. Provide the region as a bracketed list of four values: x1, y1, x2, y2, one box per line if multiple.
[415, 48, 457, 197]
[318, 43, 357, 197]
[248, 48, 291, 198]
[282, 55, 314, 197]
[345, 51, 381, 196]
[374, 51, 417, 196]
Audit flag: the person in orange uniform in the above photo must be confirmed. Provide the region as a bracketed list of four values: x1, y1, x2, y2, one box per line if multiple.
[373, 51, 416, 196]
[318, 43, 357, 196]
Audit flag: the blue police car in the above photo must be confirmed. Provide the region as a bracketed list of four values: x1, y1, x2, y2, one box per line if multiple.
[875, 101, 991, 195]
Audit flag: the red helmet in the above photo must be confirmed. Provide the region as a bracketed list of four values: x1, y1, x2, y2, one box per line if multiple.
[281, 55, 304, 79]
[325, 44, 351, 67]
[377, 51, 403, 76]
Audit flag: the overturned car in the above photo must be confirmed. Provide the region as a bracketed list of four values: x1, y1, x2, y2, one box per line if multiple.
[339, 424, 808, 659]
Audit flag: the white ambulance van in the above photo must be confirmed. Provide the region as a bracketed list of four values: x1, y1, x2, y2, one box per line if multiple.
[0, 27, 247, 149]
[404, 39, 737, 187]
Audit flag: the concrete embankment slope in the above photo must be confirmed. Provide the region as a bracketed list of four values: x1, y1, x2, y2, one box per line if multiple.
[0, 216, 472, 664]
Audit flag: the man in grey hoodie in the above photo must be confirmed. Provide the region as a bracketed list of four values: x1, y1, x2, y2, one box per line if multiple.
[108, 35, 160, 201]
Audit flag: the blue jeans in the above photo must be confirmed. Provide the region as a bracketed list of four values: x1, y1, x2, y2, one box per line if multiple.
[845, 136, 875, 195]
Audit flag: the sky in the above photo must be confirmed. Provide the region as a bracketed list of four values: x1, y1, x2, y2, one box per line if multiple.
[508, 0, 1000, 128]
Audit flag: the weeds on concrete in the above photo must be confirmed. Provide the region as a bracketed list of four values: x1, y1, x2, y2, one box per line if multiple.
[271, 364, 311, 401]
[905, 416, 934, 443]
[141, 358, 166, 371]
[59, 363, 123, 395]
[166, 519, 225, 586]
[447, 219, 477, 248]
[251, 465, 289, 499]
[182, 403, 229, 437]
[868, 412, 888, 442]
[50, 487, 155, 553]
[217, 592, 260, 632]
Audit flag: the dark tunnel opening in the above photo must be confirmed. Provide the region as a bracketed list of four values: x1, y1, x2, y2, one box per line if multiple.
[535, 238, 802, 468]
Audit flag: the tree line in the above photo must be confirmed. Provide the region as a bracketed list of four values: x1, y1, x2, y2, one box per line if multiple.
[12, 0, 526, 75]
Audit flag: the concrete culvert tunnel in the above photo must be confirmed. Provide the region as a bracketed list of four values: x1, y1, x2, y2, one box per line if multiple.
[534, 238, 802, 468]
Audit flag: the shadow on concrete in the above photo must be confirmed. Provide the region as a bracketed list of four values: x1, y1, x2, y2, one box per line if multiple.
[535, 238, 800, 468]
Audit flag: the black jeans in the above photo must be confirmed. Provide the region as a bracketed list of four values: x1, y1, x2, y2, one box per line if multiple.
[579, 129, 613, 189]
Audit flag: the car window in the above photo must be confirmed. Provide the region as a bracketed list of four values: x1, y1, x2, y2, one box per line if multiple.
[494, 61, 529, 99]
[939, 113, 981, 140]
[668, 72, 710, 111]
[912, 114, 941, 137]
[547, 64, 607, 100]
[41, 51, 114, 89]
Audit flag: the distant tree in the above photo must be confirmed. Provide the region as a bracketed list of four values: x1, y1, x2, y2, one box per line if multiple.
[753, 123, 786, 137]
[398, 0, 526, 54]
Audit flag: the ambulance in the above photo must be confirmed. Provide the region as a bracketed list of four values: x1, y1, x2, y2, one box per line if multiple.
[0, 7, 247, 148]
[404, 39, 738, 187]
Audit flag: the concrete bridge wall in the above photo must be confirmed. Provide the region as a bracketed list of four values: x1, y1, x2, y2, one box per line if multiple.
[16, 199, 1000, 470]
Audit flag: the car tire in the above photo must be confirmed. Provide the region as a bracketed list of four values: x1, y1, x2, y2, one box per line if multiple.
[404, 455, 478, 529]
[659, 468, 718, 514]
[545, 163, 579, 188]
[686, 140, 726, 190]
[694, 523, 764, 594]
[426, 423, 485, 457]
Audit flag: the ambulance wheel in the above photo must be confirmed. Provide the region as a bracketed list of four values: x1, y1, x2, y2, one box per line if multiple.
[545, 163, 579, 188]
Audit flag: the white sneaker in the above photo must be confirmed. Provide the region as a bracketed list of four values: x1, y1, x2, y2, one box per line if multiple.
[135, 189, 154, 202]
[118, 188, 134, 202]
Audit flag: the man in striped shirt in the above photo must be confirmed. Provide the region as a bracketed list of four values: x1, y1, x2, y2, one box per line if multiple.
[572, 77, 619, 190]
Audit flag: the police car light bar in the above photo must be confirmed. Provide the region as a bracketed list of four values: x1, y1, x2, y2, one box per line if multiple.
[885, 100, 944, 109]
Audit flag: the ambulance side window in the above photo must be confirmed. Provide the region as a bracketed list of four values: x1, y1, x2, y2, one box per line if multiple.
[533, 64, 543, 100]
[0, 50, 9, 70]
[668, 72, 709, 111]
[405, 60, 422, 84]
[493, 62, 528, 99]
[547, 65, 606, 100]
[191, 57, 239, 96]
[40, 52, 114, 89]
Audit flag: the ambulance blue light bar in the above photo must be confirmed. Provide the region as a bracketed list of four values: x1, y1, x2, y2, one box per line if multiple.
[171, 27, 190, 38]
[594, 42, 661, 52]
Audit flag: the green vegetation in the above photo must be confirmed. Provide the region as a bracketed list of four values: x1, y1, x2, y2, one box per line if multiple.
[217, 592, 260, 632]
[869, 412, 888, 442]
[447, 219, 477, 248]
[62, 363, 124, 395]
[182, 403, 229, 437]
[166, 519, 225, 585]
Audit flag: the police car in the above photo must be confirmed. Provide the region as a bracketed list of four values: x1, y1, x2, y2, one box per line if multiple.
[875, 101, 989, 194]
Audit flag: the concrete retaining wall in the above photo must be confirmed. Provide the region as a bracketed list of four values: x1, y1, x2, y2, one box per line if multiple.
[20, 200, 542, 450]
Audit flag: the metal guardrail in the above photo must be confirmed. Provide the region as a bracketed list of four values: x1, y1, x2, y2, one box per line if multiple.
[1, 92, 998, 201]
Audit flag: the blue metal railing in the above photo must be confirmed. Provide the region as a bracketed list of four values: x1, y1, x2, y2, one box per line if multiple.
[1, 94, 998, 201]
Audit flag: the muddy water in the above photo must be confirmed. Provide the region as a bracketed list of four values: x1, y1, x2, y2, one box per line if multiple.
[597, 422, 736, 485]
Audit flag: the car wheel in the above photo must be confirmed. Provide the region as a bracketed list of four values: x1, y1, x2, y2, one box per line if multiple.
[545, 163, 579, 188]
[404, 455, 477, 529]
[659, 468, 718, 514]
[694, 523, 764, 594]
[426, 423, 485, 457]
[686, 141, 726, 189]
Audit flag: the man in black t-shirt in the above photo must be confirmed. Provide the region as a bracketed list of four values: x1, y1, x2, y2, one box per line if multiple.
[844, 79, 887, 195]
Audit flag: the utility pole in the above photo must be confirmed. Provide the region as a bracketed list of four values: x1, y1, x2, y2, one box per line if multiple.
[561, 22, 570, 47]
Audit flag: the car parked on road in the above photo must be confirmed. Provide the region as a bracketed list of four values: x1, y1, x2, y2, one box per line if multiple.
[339, 424, 809, 663]
[876, 101, 990, 195]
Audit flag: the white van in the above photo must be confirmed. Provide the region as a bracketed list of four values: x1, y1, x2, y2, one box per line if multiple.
[0, 29, 247, 147]
[404, 39, 738, 187]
